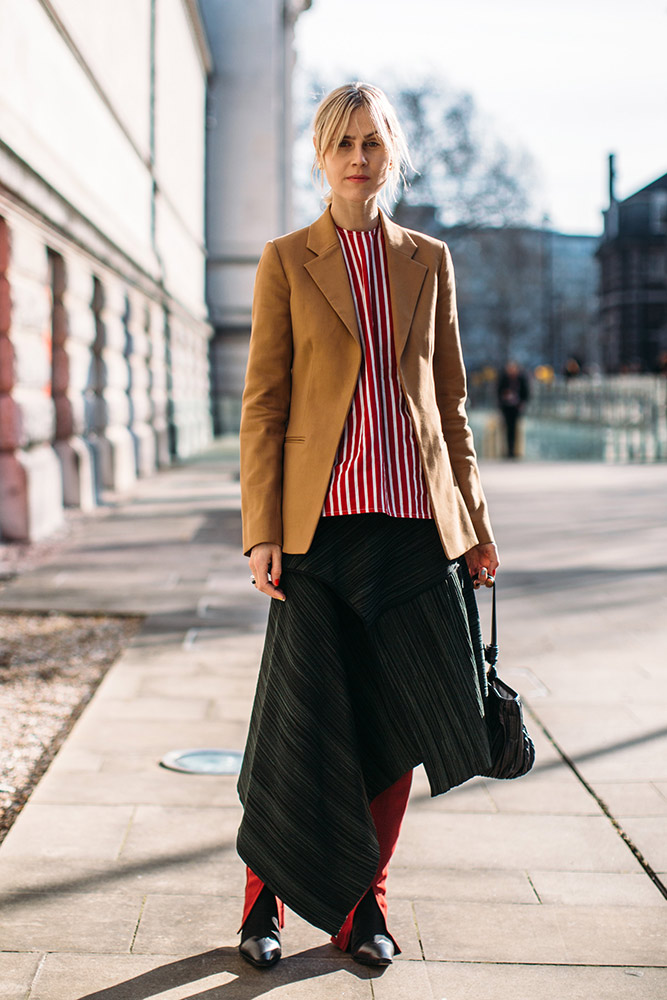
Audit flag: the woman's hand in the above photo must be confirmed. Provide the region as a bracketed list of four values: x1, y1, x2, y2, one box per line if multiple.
[464, 542, 500, 589]
[249, 543, 286, 601]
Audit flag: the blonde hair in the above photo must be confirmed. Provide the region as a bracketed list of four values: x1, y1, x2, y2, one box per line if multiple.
[312, 82, 412, 211]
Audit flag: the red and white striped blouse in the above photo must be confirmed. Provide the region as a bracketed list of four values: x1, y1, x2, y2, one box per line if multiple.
[322, 224, 432, 520]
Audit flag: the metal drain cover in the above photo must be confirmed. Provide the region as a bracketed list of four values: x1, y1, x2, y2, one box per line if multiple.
[160, 748, 243, 775]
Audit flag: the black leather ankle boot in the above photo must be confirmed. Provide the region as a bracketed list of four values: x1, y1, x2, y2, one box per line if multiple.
[239, 885, 281, 969]
[350, 889, 395, 967]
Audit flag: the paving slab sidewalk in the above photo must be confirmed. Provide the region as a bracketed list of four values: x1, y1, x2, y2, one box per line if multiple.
[0, 443, 666, 1000]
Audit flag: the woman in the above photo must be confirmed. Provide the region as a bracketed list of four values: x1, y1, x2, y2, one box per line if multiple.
[237, 82, 499, 970]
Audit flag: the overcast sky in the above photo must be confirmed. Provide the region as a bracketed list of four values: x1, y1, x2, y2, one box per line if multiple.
[294, 0, 667, 234]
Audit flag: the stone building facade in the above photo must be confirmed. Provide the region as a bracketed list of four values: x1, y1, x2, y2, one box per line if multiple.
[0, 0, 213, 540]
[597, 159, 667, 372]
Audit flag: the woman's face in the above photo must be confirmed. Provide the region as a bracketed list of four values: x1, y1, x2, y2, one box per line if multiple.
[320, 108, 391, 210]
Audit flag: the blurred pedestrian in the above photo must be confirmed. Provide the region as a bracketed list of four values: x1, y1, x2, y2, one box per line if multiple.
[237, 82, 500, 972]
[497, 361, 530, 458]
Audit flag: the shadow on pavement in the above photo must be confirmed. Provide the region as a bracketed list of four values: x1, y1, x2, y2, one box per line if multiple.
[499, 563, 667, 598]
[408, 723, 667, 803]
[73, 946, 379, 1000]
[0, 842, 238, 911]
[528, 723, 667, 771]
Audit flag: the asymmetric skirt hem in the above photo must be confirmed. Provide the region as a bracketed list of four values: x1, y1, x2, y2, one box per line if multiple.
[237, 514, 492, 935]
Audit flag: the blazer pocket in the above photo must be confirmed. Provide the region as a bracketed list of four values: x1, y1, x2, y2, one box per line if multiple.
[284, 435, 305, 444]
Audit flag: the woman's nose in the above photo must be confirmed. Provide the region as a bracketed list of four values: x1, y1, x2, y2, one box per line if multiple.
[352, 144, 368, 165]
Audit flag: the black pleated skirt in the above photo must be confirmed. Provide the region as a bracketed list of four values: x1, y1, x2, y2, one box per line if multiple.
[237, 514, 492, 935]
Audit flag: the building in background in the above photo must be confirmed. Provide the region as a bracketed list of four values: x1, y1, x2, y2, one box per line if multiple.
[395, 205, 599, 376]
[0, 0, 213, 541]
[447, 225, 598, 375]
[201, 0, 312, 433]
[597, 157, 667, 372]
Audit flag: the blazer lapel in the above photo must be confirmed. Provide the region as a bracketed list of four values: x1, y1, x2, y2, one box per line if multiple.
[382, 214, 428, 361]
[304, 210, 360, 345]
[303, 208, 428, 357]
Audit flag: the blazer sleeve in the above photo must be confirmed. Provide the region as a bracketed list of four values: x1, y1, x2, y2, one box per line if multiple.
[433, 242, 495, 546]
[239, 241, 293, 555]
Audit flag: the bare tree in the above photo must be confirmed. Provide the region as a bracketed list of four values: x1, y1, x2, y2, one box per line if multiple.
[394, 79, 536, 227]
[293, 74, 536, 230]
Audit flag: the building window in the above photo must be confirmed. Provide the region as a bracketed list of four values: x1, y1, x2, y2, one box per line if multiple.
[650, 191, 667, 234]
[648, 248, 667, 283]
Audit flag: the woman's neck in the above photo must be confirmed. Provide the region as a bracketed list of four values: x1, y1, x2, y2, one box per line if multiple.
[329, 196, 380, 232]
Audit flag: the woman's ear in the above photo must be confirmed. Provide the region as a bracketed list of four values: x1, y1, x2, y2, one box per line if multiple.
[313, 138, 326, 172]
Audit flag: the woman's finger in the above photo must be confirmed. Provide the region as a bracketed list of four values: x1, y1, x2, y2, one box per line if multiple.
[249, 544, 286, 601]
[465, 542, 500, 589]
[264, 550, 286, 601]
[255, 572, 285, 600]
[271, 549, 282, 590]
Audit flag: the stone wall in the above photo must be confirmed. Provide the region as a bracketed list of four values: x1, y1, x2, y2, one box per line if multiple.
[0, 216, 63, 541]
[0, 0, 213, 541]
[0, 208, 212, 541]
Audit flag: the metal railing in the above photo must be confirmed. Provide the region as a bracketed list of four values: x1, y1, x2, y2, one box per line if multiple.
[469, 376, 667, 462]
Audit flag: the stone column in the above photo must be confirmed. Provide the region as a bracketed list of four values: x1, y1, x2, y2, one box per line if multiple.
[51, 251, 97, 510]
[125, 290, 156, 477]
[168, 313, 190, 458]
[190, 320, 212, 456]
[0, 216, 63, 541]
[147, 300, 170, 466]
[167, 311, 212, 459]
[89, 273, 137, 493]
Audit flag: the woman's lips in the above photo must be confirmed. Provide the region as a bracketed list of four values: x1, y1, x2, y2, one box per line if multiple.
[346, 175, 370, 182]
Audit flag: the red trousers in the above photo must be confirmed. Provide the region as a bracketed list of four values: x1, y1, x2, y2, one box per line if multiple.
[241, 769, 413, 950]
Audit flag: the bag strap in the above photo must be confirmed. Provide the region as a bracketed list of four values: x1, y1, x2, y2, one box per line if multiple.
[484, 581, 499, 667]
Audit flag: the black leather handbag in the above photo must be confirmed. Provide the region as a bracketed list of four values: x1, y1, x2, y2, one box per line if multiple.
[482, 584, 536, 780]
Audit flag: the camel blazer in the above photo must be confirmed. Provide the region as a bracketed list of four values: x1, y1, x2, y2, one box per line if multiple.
[240, 207, 495, 559]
